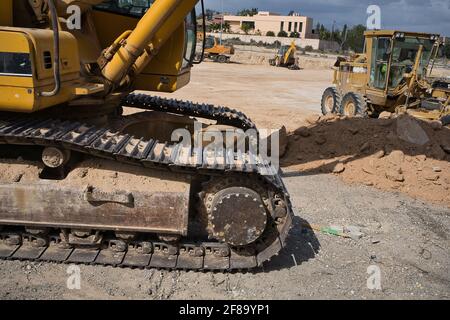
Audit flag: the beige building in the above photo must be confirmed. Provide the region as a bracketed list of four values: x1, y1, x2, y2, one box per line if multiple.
[224, 11, 315, 39]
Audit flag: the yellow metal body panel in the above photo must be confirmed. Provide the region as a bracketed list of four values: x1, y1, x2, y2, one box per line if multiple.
[100, 0, 197, 85]
[202, 36, 234, 55]
[334, 62, 367, 95]
[92, 5, 192, 92]
[0, 28, 81, 112]
[364, 30, 438, 39]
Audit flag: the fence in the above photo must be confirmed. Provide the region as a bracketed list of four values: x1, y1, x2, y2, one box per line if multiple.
[208, 32, 340, 51]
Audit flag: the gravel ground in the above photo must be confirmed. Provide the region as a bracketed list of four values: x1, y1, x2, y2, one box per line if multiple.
[1, 61, 448, 300]
[1, 173, 448, 300]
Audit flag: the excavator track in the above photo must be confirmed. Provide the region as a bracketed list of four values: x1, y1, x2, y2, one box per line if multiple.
[0, 94, 293, 271]
[122, 93, 257, 130]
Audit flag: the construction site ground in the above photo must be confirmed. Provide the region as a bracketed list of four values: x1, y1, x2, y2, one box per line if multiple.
[0, 57, 449, 300]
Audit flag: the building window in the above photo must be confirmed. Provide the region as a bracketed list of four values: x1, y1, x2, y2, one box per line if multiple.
[294, 22, 298, 32]
[280, 21, 284, 31]
[288, 22, 292, 32]
[241, 21, 255, 32]
[299, 22, 303, 33]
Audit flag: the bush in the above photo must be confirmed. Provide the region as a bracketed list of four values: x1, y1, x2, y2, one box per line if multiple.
[277, 31, 288, 37]
[289, 32, 300, 38]
[266, 31, 275, 37]
[304, 45, 314, 52]
[443, 43, 450, 59]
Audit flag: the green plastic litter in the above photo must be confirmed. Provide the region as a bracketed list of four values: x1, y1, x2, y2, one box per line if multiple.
[321, 227, 342, 236]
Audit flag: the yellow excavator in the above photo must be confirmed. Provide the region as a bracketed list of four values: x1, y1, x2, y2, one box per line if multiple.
[269, 41, 300, 70]
[0, 0, 292, 270]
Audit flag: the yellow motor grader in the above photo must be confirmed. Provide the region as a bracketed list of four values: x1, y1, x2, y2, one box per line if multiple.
[0, 0, 292, 270]
[321, 30, 449, 124]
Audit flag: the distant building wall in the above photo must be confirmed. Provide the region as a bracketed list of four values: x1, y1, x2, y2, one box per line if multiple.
[224, 12, 315, 39]
[207, 33, 340, 51]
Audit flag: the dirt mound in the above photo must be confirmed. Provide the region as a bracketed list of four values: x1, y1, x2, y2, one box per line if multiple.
[231, 51, 335, 70]
[282, 114, 450, 207]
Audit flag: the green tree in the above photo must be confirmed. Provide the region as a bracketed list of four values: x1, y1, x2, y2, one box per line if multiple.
[204, 9, 214, 20]
[266, 31, 275, 37]
[237, 8, 258, 16]
[241, 22, 254, 34]
[209, 23, 221, 32]
[290, 31, 300, 38]
[345, 24, 367, 52]
[277, 30, 288, 37]
[223, 22, 231, 33]
[318, 24, 331, 40]
[443, 42, 450, 59]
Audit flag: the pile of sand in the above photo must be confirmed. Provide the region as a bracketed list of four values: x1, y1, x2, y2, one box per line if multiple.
[281, 114, 450, 207]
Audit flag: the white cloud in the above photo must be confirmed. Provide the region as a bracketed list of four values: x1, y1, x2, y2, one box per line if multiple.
[205, 0, 449, 36]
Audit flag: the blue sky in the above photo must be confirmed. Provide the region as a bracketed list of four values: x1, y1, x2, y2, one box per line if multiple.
[204, 0, 450, 36]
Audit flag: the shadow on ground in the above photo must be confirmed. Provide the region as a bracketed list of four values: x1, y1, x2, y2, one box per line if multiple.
[261, 216, 320, 272]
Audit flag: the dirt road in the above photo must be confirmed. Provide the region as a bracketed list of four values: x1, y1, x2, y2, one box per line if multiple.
[157, 62, 332, 131]
[1, 174, 448, 300]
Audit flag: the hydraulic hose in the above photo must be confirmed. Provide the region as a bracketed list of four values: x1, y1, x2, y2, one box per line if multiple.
[41, 0, 61, 97]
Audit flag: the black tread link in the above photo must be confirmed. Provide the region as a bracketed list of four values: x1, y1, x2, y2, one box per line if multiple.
[122, 93, 257, 131]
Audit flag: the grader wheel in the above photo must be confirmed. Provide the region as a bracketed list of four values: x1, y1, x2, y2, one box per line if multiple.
[321, 87, 342, 115]
[340, 92, 368, 117]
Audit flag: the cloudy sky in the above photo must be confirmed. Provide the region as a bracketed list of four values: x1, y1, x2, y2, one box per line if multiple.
[204, 0, 450, 36]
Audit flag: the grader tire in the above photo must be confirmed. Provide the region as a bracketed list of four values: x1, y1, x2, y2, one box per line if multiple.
[340, 92, 368, 118]
[321, 87, 342, 115]
[441, 115, 450, 126]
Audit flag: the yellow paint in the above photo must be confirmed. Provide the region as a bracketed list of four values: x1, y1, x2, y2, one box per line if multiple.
[0, 0, 13, 26]
[0, 28, 80, 112]
[101, 0, 197, 86]
[92, 2, 194, 92]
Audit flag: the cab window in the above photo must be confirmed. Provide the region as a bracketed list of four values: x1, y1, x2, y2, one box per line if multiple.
[369, 37, 391, 90]
[94, 0, 153, 17]
[389, 37, 434, 88]
[205, 37, 215, 50]
[0, 52, 32, 76]
[182, 9, 197, 69]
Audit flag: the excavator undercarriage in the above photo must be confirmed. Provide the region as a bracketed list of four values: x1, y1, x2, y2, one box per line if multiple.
[0, 0, 294, 270]
[0, 93, 293, 270]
